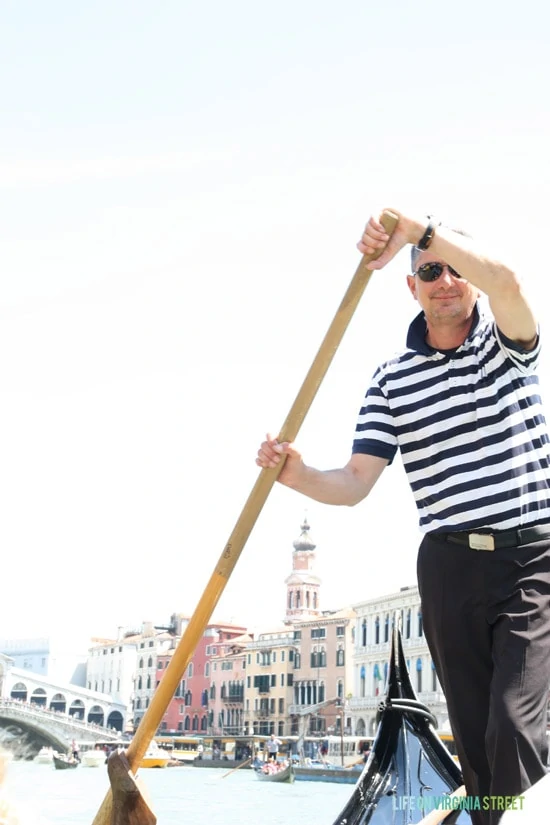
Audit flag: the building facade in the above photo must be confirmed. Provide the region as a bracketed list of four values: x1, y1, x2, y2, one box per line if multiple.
[156, 621, 248, 735]
[349, 584, 448, 735]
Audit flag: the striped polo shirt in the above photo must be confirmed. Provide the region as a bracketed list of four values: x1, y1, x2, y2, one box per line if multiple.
[353, 304, 550, 533]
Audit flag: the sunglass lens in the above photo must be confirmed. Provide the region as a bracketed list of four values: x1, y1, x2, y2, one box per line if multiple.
[417, 263, 442, 282]
[416, 263, 463, 281]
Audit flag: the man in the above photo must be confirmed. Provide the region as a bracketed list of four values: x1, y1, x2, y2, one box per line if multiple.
[265, 734, 282, 762]
[256, 209, 550, 825]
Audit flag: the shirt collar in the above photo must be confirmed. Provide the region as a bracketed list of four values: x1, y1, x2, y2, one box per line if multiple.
[406, 302, 482, 356]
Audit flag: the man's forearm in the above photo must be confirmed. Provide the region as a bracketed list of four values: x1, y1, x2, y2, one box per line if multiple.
[281, 464, 370, 507]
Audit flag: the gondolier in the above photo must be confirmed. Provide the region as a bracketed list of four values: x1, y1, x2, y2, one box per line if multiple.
[256, 208, 550, 825]
[265, 734, 282, 762]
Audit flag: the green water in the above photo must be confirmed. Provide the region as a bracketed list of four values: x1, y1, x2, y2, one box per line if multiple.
[4, 761, 353, 824]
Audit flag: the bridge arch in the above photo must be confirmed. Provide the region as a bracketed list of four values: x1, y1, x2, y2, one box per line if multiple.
[50, 693, 66, 713]
[11, 682, 27, 701]
[69, 700, 85, 719]
[30, 688, 47, 707]
[88, 705, 104, 726]
[107, 710, 123, 731]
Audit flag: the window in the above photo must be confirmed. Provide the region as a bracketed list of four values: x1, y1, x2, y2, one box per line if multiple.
[147, 656, 153, 668]
[311, 628, 326, 639]
[254, 675, 270, 693]
[375, 616, 380, 644]
[293, 631, 301, 641]
[281, 651, 285, 662]
[336, 626, 345, 637]
[187, 663, 193, 678]
[280, 673, 285, 686]
[205, 663, 210, 677]
[336, 648, 345, 666]
[418, 611, 423, 637]
[272, 652, 277, 663]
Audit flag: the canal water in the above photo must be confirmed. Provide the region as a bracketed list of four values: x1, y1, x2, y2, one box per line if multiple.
[3, 761, 354, 825]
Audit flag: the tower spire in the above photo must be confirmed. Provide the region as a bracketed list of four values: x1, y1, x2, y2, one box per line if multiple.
[284, 515, 321, 623]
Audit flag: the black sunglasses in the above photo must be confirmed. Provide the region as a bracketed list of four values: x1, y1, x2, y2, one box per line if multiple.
[414, 262, 463, 282]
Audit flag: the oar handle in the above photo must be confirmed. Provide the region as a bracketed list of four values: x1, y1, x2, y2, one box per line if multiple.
[91, 209, 398, 825]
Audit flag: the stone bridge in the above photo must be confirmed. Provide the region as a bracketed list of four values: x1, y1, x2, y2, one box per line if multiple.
[0, 699, 123, 755]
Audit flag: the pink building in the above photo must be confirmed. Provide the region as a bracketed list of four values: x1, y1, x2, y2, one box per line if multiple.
[156, 621, 247, 734]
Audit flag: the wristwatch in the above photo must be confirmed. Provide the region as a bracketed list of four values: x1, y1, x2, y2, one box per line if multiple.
[417, 216, 440, 250]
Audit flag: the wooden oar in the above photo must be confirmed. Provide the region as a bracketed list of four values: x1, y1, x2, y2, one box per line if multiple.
[92, 209, 399, 825]
[220, 756, 253, 778]
[417, 786, 467, 825]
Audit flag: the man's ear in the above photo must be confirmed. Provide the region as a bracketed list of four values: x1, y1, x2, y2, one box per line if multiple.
[406, 274, 417, 301]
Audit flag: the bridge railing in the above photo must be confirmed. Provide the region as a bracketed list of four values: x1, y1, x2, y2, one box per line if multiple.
[0, 698, 121, 739]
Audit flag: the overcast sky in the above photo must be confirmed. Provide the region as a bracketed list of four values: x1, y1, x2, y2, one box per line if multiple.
[1, 0, 549, 650]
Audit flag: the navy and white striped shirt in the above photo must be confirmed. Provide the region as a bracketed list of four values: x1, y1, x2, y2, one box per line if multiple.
[353, 305, 550, 532]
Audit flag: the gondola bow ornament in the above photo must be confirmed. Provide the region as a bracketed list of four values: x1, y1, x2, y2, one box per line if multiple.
[332, 628, 468, 825]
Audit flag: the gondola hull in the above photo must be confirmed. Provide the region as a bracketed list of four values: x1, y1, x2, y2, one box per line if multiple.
[53, 754, 79, 770]
[254, 763, 295, 783]
[332, 628, 469, 824]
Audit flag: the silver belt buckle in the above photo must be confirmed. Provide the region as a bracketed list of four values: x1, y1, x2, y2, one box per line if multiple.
[469, 533, 495, 551]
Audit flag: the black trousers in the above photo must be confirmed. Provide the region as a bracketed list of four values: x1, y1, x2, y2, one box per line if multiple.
[417, 532, 550, 825]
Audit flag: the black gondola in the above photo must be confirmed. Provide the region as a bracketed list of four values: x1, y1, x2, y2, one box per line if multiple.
[53, 753, 79, 770]
[253, 762, 295, 783]
[332, 627, 469, 825]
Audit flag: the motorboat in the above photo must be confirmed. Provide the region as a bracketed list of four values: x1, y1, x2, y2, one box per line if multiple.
[34, 746, 54, 764]
[80, 748, 106, 767]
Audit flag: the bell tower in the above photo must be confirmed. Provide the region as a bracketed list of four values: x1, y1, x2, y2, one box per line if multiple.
[284, 517, 321, 623]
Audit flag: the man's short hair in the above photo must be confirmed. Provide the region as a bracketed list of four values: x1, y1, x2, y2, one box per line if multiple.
[410, 225, 472, 273]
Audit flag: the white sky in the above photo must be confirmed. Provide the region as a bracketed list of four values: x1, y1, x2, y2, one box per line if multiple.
[1, 0, 550, 650]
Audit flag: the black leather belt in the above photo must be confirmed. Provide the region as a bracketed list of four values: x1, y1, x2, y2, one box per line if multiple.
[437, 524, 550, 551]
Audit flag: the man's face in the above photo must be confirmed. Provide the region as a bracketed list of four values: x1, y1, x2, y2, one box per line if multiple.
[407, 250, 479, 323]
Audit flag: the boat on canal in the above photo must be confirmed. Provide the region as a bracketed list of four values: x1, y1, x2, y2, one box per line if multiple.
[329, 627, 467, 824]
[52, 753, 79, 770]
[254, 761, 295, 783]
